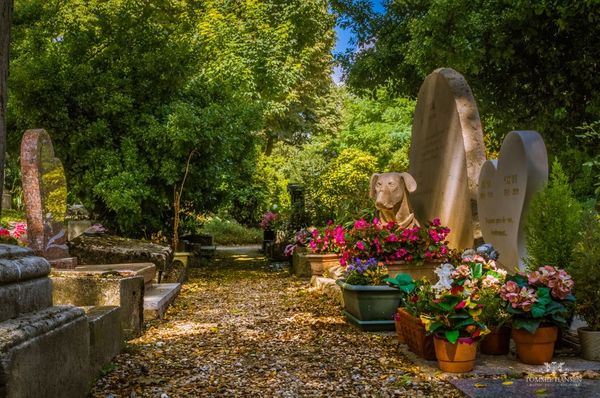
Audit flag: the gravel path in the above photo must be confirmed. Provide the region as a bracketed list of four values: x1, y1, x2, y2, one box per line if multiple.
[91, 250, 464, 397]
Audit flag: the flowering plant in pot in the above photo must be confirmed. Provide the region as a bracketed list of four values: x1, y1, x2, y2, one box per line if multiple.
[500, 265, 575, 364]
[341, 217, 451, 281]
[394, 278, 437, 360]
[303, 222, 345, 276]
[336, 257, 400, 331]
[445, 244, 510, 355]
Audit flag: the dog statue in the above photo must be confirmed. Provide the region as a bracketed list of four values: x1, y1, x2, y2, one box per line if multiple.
[369, 172, 420, 228]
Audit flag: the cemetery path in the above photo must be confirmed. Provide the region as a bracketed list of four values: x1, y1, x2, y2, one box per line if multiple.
[90, 248, 464, 398]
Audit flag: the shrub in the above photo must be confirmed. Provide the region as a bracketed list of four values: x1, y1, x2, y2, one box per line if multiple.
[199, 217, 262, 245]
[525, 160, 582, 269]
[570, 209, 600, 330]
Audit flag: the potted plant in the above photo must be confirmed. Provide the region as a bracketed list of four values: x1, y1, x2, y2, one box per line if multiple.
[394, 278, 437, 360]
[259, 211, 278, 253]
[500, 265, 575, 364]
[570, 210, 600, 361]
[450, 245, 510, 355]
[420, 254, 492, 373]
[305, 222, 345, 276]
[341, 217, 451, 281]
[336, 257, 401, 331]
[386, 273, 417, 344]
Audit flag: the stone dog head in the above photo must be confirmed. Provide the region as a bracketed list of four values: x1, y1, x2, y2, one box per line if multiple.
[369, 172, 419, 228]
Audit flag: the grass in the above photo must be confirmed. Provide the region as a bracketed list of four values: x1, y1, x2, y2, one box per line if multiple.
[199, 216, 262, 245]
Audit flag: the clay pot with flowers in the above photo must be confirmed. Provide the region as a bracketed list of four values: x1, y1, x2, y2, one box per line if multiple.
[500, 265, 575, 365]
[341, 217, 451, 282]
[304, 222, 345, 276]
[449, 244, 511, 355]
[421, 253, 495, 372]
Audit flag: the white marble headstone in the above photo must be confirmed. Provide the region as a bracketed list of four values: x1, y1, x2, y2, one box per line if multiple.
[477, 131, 548, 271]
[409, 68, 486, 250]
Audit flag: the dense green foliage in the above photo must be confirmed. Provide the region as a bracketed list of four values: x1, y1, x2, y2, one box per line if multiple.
[8, 0, 334, 236]
[525, 160, 582, 269]
[264, 88, 415, 225]
[333, 0, 600, 203]
[571, 209, 600, 330]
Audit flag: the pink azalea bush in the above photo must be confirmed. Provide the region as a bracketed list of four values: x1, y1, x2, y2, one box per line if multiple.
[0, 222, 28, 245]
[341, 217, 450, 266]
[500, 265, 575, 333]
[259, 211, 278, 230]
[307, 221, 346, 254]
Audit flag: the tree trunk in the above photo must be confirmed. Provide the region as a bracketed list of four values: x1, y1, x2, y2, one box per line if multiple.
[0, 0, 12, 212]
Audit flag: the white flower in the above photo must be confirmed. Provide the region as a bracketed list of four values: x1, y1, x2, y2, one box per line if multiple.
[433, 263, 455, 293]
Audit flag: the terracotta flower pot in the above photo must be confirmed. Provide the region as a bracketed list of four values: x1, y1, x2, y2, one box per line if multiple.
[306, 253, 341, 276]
[386, 260, 443, 282]
[511, 325, 558, 365]
[394, 310, 405, 344]
[480, 326, 511, 355]
[434, 336, 478, 373]
[397, 308, 436, 360]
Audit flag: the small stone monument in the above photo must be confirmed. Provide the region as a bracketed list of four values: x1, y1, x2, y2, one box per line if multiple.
[0, 245, 90, 397]
[370, 172, 419, 228]
[409, 68, 486, 250]
[20, 128, 77, 267]
[477, 131, 548, 271]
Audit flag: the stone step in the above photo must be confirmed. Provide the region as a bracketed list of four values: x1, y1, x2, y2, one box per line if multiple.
[143, 283, 181, 320]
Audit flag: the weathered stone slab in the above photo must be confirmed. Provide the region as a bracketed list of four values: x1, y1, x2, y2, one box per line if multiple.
[409, 68, 486, 250]
[0, 305, 90, 398]
[86, 306, 123, 379]
[20, 128, 69, 260]
[0, 277, 52, 322]
[478, 131, 548, 270]
[69, 234, 173, 274]
[74, 262, 156, 286]
[144, 283, 181, 320]
[0, 247, 50, 283]
[450, 378, 600, 398]
[51, 272, 144, 339]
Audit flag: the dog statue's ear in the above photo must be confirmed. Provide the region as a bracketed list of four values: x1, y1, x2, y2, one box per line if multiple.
[369, 173, 380, 198]
[399, 172, 417, 193]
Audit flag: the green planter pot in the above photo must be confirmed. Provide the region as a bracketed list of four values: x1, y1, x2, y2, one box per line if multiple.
[336, 280, 402, 331]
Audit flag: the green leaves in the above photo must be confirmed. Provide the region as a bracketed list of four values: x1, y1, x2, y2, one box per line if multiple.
[513, 318, 542, 334]
[385, 273, 416, 293]
[445, 330, 459, 344]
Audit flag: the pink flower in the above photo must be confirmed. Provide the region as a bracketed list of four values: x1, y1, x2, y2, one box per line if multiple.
[354, 219, 369, 230]
[500, 281, 538, 311]
[0, 229, 10, 237]
[356, 241, 366, 251]
[455, 300, 467, 310]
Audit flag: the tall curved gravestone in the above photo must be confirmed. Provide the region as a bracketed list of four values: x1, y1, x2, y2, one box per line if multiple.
[478, 131, 548, 271]
[409, 68, 486, 251]
[21, 128, 75, 266]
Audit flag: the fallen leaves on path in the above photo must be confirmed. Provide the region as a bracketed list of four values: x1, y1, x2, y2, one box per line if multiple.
[91, 251, 464, 397]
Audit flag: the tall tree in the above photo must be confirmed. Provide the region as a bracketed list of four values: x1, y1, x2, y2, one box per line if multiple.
[8, 0, 335, 234]
[0, 0, 11, 211]
[333, 0, 600, 151]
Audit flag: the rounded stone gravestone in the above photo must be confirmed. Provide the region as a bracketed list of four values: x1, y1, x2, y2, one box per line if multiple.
[477, 131, 548, 271]
[21, 128, 69, 260]
[409, 68, 486, 251]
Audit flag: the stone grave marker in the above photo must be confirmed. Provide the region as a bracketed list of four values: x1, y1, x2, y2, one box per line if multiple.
[20, 128, 76, 267]
[409, 68, 486, 250]
[478, 130, 548, 271]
